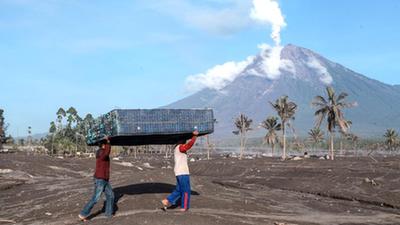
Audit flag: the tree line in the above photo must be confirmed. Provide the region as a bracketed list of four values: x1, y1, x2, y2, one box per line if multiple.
[43, 107, 95, 155]
[233, 86, 399, 160]
[2, 86, 400, 158]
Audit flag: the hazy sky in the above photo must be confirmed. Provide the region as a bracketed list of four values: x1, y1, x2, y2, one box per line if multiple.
[1, 0, 399, 136]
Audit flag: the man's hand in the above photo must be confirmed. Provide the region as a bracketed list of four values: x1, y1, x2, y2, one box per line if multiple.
[193, 131, 199, 136]
[104, 136, 110, 143]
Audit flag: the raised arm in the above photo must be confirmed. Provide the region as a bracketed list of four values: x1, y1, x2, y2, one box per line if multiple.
[98, 136, 111, 159]
[179, 131, 199, 153]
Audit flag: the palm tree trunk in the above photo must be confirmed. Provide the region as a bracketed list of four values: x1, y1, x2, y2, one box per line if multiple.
[271, 143, 275, 157]
[243, 133, 248, 156]
[206, 135, 210, 160]
[239, 132, 244, 159]
[330, 132, 334, 160]
[313, 143, 316, 155]
[282, 124, 286, 160]
[340, 139, 343, 156]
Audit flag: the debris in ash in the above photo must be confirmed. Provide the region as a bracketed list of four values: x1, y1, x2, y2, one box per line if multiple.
[364, 178, 379, 186]
[142, 162, 154, 169]
[115, 162, 134, 167]
[0, 169, 13, 174]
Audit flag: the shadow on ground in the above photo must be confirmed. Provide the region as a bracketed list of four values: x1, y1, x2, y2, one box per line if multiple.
[114, 182, 199, 199]
[112, 183, 199, 215]
[87, 182, 200, 220]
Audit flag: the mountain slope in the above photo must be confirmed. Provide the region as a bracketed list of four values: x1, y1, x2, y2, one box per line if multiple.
[166, 44, 400, 138]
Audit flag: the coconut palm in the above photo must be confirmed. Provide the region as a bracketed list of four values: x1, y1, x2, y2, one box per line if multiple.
[346, 133, 359, 156]
[233, 113, 252, 159]
[308, 128, 324, 153]
[339, 120, 353, 154]
[261, 116, 281, 157]
[270, 96, 297, 160]
[312, 87, 355, 160]
[384, 129, 398, 151]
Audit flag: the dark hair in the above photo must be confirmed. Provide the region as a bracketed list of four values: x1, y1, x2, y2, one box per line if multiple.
[176, 139, 186, 145]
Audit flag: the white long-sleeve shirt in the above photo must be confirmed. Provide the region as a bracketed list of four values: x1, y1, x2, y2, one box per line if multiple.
[174, 136, 197, 176]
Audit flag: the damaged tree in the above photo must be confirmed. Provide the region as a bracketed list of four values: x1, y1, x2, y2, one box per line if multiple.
[312, 87, 355, 160]
[308, 128, 324, 154]
[270, 96, 297, 160]
[233, 113, 252, 159]
[384, 129, 398, 152]
[261, 116, 281, 157]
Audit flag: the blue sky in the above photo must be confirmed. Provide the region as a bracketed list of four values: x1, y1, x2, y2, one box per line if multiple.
[1, 0, 399, 136]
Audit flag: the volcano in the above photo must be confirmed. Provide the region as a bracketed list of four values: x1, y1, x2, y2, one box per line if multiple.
[166, 44, 400, 138]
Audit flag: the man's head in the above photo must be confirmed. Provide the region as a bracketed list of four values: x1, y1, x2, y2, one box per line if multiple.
[97, 136, 110, 147]
[98, 140, 107, 149]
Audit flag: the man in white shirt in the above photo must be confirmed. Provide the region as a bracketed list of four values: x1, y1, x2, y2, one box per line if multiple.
[162, 131, 198, 212]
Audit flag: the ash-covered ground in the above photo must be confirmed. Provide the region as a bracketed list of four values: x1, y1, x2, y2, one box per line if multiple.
[1, 152, 400, 225]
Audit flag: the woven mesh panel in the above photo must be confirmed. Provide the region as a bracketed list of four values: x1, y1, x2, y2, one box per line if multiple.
[86, 109, 214, 145]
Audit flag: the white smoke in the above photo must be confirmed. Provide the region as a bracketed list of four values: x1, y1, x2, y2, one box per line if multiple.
[306, 56, 333, 85]
[246, 44, 295, 78]
[249, 0, 288, 79]
[250, 0, 286, 46]
[185, 0, 289, 91]
[185, 56, 255, 92]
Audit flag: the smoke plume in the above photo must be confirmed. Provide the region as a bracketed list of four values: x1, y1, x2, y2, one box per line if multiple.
[250, 0, 286, 46]
[186, 0, 289, 92]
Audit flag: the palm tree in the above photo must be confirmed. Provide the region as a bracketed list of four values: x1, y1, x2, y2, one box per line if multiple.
[312, 87, 355, 160]
[261, 116, 281, 157]
[205, 135, 214, 160]
[339, 120, 353, 155]
[270, 96, 297, 160]
[233, 113, 252, 159]
[346, 133, 359, 156]
[384, 129, 398, 151]
[308, 128, 324, 153]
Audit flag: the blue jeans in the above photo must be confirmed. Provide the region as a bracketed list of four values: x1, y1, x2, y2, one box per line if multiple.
[167, 175, 191, 210]
[80, 178, 114, 218]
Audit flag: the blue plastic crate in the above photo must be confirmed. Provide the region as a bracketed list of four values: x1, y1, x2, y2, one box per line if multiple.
[87, 109, 214, 146]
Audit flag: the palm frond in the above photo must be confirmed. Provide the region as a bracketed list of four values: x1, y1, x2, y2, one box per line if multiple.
[312, 96, 328, 106]
[336, 92, 349, 102]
